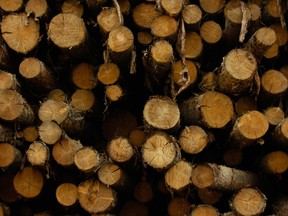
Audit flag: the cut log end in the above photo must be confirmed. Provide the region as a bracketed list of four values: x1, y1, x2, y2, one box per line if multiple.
[72, 63, 97, 90]
[264, 107, 285, 126]
[144, 96, 180, 130]
[191, 204, 219, 216]
[182, 4, 202, 28]
[261, 151, 288, 174]
[199, 0, 225, 14]
[61, 0, 84, 17]
[23, 126, 39, 142]
[97, 162, 124, 187]
[107, 137, 134, 163]
[1, 13, 39, 54]
[105, 84, 124, 102]
[200, 21, 222, 44]
[197, 188, 222, 205]
[97, 63, 120, 85]
[142, 131, 177, 169]
[0, 0, 24, 12]
[97, 7, 121, 35]
[151, 15, 178, 39]
[56, 183, 77, 207]
[160, 0, 183, 17]
[191, 164, 214, 189]
[71, 89, 95, 111]
[168, 197, 191, 216]
[180, 32, 203, 60]
[26, 142, 49, 166]
[261, 69, 288, 95]
[172, 60, 198, 87]
[25, 0, 49, 18]
[39, 121, 62, 145]
[74, 147, 101, 173]
[0, 143, 22, 169]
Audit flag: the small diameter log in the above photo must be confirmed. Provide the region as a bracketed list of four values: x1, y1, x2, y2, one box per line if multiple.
[262, 0, 286, 23]
[137, 31, 153, 46]
[19, 57, 56, 91]
[77, 178, 117, 214]
[38, 99, 69, 124]
[107, 26, 134, 63]
[191, 163, 259, 190]
[198, 72, 217, 92]
[97, 162, 129, 188]
[263, 106, 285, 127]
[132, 3, 161, 30]
[0, 71, 19, 91]
[25, 0, 49, 19]
[107, 137, 135, 163]
[168, 197, 191, 216]
[0, 173, 19, 203]
[26, 141, 49, 167]
[200, 21, 222, 45]
[178, 125, 209, 154]
[13, 167, 44, 198]
[171, 60, 198, 88]
[247, 3, 261, 34]
[145, 40, 174, 79]
[270, 24, 288, 47]
[48, 13, 88, 55]
[55, 183, 78, 207]
[47, 89, 67, 102]
[97, 7, 122, 36]
[23, 126, 38, 142]
[230, 111, 269, 148]
[133, 181, 153, 203]
[244, 27, 277, 62]
[129, 128, 146, 148]
[230, 187, 266, 216]
[217, 49, 257, 96]
[182, 4, 202, 31]
[72, 63, 97, 90]
[260, 151, 288, 175]
[105, 84, 124, 102]
[71, 89, 95, 112]
[141, 131, 178, 170]
[160, 0, 183, 17]
[164, 160, 193, 192]
[223, 0, 251, 47]
[190, 204, 219, 216]
[0, 0, 24, 12]
[223, 148, 243, 167]
[97, 63, 120, 85]
[177, 31, 203, 60]
[74, 146, 101, 173]
[52, 136, 83, 167]
[263, 42, 279, 60]
[38, 121, 62, 145]
[272, 118, 288, 146]
[272, 195, 288, 216]
[199, 0, 225, 15]
[259, 69, 288, 105]
[0, 143, 22, 169]
[234, 96, 257, 116]
[1, 13, 40, 54]
[180, 91, 234, 129]
[197, 188, 222, 205]
[119, 201, 149, 216]
[61, 0, 84, 17]
[143, 96, 180, 131]
[151, 15, 178, 41]
[0, 90, 34, 125]
[0, 124, 14, 143]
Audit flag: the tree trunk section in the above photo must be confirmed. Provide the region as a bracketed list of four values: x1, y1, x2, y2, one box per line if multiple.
[0, 143, 22, 170]
[272, 118, 288, 146]
[38, 121, 62, 145]
[55, 183, 78, 207]
[197, 188, 222, 205]
[151, 15, 178, 41]
[190, 204, 219, 216]
[72, 63, 97, 90]
[182, 4, 202, 31]
[167, 197, 191, 216]
[107, 136, 135, 163]
[74, 146, 101, 173]
[0, 71, 19, 91]
[261, 150, 288, 174]
[25, 0, 50, 20]
[26, 141, 49, 167]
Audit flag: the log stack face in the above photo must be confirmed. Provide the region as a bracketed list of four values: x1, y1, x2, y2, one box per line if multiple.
[0, 0, 288, 215]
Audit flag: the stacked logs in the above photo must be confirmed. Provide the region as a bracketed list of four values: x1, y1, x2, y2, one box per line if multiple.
[0, 0, 288, 215]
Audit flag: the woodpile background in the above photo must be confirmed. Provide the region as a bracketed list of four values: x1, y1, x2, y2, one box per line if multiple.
[0, 0, 288, 215]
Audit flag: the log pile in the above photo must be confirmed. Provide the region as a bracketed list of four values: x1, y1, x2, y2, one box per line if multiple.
[0, 0, 288, 215]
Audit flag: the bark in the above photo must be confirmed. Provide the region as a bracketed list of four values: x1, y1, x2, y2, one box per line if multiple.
[164, 160, 193, 192]
[55, 183, 78, 207]
[1, 13, 40, 54]
[217, 48, 257, 96]
[230, 187, 266, 216]
[180, 91, 234, 129]
[77, 178, 117, 214]
[143, 96, 180, 131]
[0, 36, 12, 71]
[230, 111, 269, 148]
[191, 163, 259, 190]
[247, 3, 261, 36]
[74, 146, 101, 173]
[198, 72, 217, 92]
[178, 125, 209, 154]
[13, 167, 44, 198]
[272, 195, 288, 216]
[26, 141, 49, 167]
[0, 89, 35, 125]
[0, 124, 14, 143]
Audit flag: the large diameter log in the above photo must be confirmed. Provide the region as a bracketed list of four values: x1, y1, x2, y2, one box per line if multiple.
[143, 96, 180, 131]
[13, 167, 44, 198]
[217, 49, 257, 96]
[77, 178, 117, 214]
[164, 160, 193, 192]
[141, 131, 179, 170]
[1, 13, 40, 54]
[0, 90, 34, 125]
[0, 143, 22, 169]
[191, 163, 259, 191]
[230, 187, 266, 216]
[244, 27, 277, 61]
[230, 111, 269, 148]
[180, 91, 234, 129]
